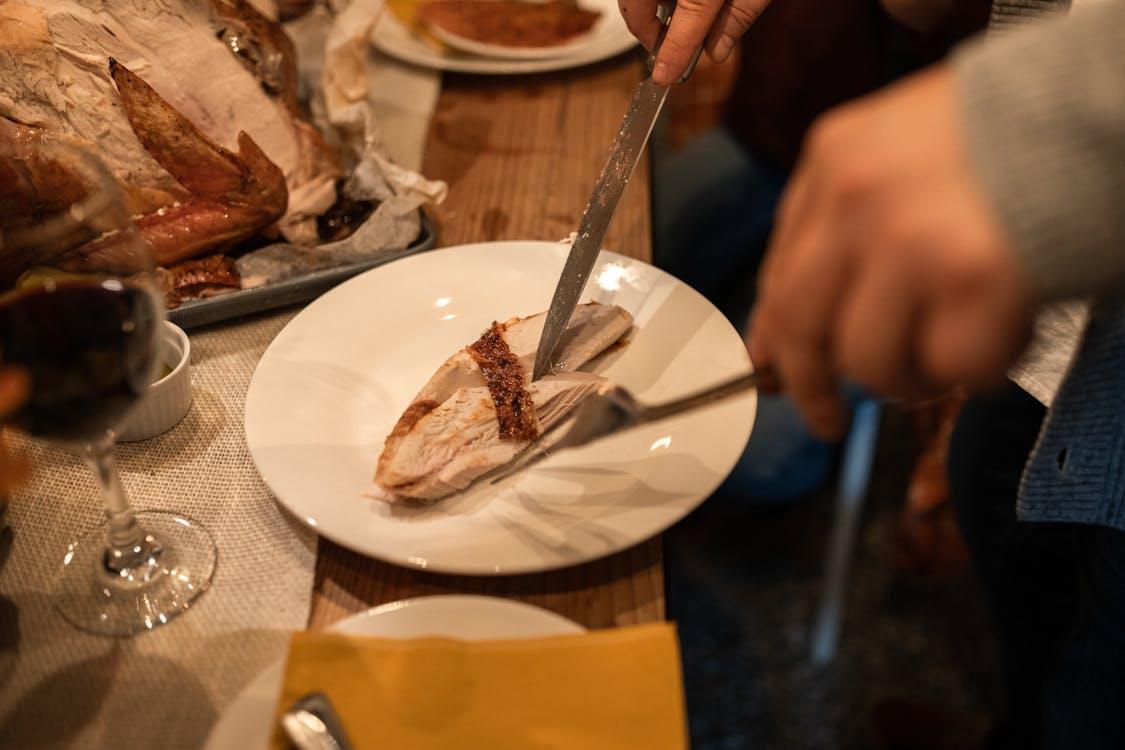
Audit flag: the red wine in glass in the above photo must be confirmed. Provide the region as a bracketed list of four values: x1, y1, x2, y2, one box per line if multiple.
[0, 139, 216, 637]
[0, 279, 161, 442]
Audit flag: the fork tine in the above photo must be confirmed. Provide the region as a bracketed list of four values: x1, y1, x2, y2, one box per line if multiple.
[487, 370, 766, 486]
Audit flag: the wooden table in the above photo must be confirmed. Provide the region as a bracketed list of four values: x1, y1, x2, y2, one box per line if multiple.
[309, 53, 664, 630]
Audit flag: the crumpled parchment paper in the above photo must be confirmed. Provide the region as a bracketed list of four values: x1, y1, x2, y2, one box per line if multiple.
[237, 0, 447, 287]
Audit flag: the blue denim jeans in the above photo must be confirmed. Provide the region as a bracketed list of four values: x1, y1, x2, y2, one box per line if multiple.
[949, 383, 1125, 750]
[654, 127, 834, 501]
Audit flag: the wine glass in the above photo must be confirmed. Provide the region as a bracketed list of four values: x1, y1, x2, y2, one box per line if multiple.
[0, 137, 217, 636]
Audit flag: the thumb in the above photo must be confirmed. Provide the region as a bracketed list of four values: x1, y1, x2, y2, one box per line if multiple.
[653, 0, 723, 84]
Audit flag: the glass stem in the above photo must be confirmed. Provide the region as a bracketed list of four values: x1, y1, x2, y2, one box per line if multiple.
[83, 432, 146, 573]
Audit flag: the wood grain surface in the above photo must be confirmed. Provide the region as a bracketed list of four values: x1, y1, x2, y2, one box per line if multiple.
[420, 54, 652, 258]
[310, 52, 664, 630]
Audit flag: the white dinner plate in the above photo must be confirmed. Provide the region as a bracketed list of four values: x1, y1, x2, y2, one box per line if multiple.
[203, 596, 583, 750]
[245, 240, 755, 574]
[426, 8, 600, 61]
[371, 0, 638, 74]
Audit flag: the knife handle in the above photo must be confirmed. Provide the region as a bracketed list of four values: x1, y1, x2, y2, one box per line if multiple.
[647, 0, 704, 84]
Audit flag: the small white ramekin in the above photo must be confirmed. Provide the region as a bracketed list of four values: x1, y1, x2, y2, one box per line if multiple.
[117, 320, 193, 442]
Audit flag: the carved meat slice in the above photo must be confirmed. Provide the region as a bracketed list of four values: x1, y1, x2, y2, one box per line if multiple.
[410, 302, 632, 406]
[377, 372, 605, 501]
[375, 302, 632, 502]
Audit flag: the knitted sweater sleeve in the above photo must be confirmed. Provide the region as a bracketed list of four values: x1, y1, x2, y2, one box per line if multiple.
[953, 1, 1125, 301]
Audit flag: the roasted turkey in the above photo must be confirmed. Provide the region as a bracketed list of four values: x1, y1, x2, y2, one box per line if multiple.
[0, 0, 350, 277]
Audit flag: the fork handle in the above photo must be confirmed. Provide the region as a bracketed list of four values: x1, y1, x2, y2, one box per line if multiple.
[641, 366, 780, 423]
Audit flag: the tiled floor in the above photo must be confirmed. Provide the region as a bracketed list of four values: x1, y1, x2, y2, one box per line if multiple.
[666, 410, 1002, 749]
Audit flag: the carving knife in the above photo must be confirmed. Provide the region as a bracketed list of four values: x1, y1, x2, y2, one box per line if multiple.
[532, 2, 702, 380]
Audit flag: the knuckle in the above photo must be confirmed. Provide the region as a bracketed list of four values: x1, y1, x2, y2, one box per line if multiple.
[803, 110, 865, 171]
[833, 335, 868, 384]
[726, 2, 762, 27]
[806, 397, 841, 428]
[787, 383, 842, 438]
[754, 293, 784, 332]
[871, 216, 921, 255]
[675, 0, 719, 15]
[761, 307, 801, 351]
[833, 300, 902, 394]
[939, 246, 1004, 295]
[660, 33, 699, 60]
[764, 285, 800, 336]
[842, 352, 894, 394]
[804, 116, 841, 159]
[828, 161, 877, 207]
[923, 350, 968, 388]
[758, 256, 782, 293]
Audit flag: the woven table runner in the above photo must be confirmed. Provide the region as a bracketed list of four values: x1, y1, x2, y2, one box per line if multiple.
[0, 309, 315, 749]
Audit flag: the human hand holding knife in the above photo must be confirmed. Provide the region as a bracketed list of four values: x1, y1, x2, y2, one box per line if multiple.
[520, 1, 776, 484]
[532, 1, 702, 381]
[619, 0, 772, 85]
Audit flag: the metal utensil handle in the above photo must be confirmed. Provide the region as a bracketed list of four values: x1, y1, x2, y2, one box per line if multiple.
[646, 1, 704, 84]
[282, 692, 353, 750]
[641, 367, 778, 423]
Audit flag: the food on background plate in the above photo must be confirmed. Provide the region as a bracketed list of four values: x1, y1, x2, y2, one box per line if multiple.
[375, 302, 631, 502]
[418, 0, 601, 48]
[152, 255, 243, 308]
[0, 0, 442, 307]
[15, 258, 240, 310]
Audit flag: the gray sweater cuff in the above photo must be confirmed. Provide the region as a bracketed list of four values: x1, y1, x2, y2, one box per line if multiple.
[953, 2, 1125, 302]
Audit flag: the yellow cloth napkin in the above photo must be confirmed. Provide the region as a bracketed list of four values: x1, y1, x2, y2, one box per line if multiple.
[270, 623, 689, 750]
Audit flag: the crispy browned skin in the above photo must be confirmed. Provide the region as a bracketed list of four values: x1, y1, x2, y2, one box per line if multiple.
[108, 59, 283, 204]
[209, 0, 342, 204]
[0, 118, 87, 228]
[0, 119, 107, 281]
[276, 0, 317, 22]
[467, 322, 538, 441]
[209, 0, 300, 113]
[419, 0, 600, 47]
[155, 254, 241, 308]
[59, 60, 288, 273]
[375, 399, 440, 486]
[292, 116, 343, 194]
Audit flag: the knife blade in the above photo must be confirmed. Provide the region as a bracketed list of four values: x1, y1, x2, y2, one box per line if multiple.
[532, 2, 700, 381]
[531, 80, 668, 381]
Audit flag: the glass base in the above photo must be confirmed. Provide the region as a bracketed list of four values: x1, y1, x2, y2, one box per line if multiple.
[54, 510, 217, 636]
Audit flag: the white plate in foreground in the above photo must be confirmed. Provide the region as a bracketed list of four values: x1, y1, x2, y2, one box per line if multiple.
[371, 0, 637, 74]
[203, 596, 583, 750]
[245, 240, 755, 574]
